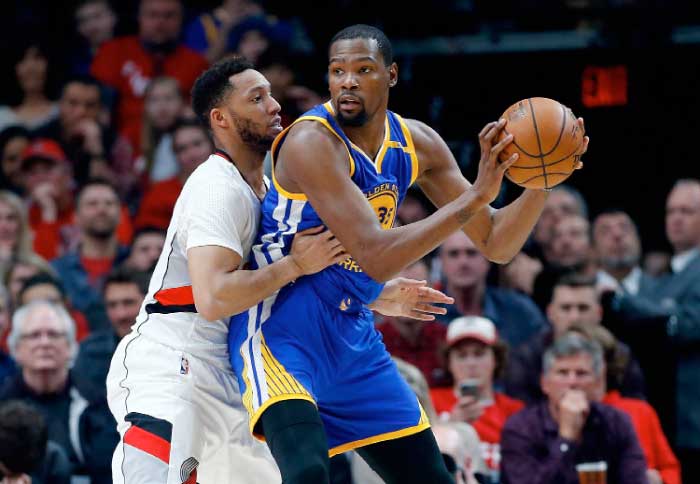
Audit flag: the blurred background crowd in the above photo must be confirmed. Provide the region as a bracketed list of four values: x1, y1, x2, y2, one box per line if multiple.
[0, 0, 699, 483]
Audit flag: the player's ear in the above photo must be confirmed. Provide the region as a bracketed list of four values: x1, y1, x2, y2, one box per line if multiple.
[210, 108, 228, 129]
[388, 62, 398, 88]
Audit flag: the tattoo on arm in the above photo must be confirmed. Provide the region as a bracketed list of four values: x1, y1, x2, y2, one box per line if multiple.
[456, 207, 476, 224]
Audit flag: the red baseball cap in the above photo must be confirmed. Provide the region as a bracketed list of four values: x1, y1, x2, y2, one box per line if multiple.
[20, 139, 67, 170]
[446, 316, 498, 347]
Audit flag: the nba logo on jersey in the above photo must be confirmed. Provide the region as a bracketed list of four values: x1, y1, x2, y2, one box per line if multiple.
[180, 356, 190, 375]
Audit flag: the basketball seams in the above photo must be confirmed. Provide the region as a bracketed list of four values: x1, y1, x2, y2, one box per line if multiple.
[539, 103, 567, 157]
[527, 98, 549, 189]
[505, 141, 583, 169]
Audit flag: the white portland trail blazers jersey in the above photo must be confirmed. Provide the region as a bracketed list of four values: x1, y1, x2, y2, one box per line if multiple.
[133, 150, 266, 368]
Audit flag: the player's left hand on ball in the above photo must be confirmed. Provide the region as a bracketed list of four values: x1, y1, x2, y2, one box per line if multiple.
[575, 117, 589, 170]
[369, 278, 454, 320]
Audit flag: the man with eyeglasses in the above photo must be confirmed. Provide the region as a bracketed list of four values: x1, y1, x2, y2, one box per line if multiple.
[435, 231, 546, 348]
[0, 301, 87, 474]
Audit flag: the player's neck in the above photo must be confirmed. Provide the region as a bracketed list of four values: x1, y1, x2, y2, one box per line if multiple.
[215, 143, 266, 198]
[342, 113, 386, 160]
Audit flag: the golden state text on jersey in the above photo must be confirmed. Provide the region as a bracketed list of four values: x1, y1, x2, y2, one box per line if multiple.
[243, 101, 418, 312]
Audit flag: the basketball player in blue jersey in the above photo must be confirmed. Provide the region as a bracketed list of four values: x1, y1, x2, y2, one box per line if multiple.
[228, 25, 589, 483]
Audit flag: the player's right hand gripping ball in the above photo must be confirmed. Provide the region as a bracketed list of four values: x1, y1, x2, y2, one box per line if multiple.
[497, 97, 584, 190]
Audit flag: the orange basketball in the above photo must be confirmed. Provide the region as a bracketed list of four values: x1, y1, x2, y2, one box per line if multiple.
[497, 97, 584, 190]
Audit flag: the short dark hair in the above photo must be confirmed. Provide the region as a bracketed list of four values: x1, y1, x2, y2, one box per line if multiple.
[18, 272, 65, 304]
[553, 272, 597, 292]
[104, 266, 150, 296]
[62, 74, 102, 94]
[330, 24, 393, 66]
[0, 400, 48, 474]
[76, 178, 120, 205]
[171, 118, 213, 145]
[191, 56, 256, 128]
[132, 225, 167, 244]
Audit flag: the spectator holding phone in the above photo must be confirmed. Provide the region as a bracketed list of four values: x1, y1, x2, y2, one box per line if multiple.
[431, 316, 524, 481]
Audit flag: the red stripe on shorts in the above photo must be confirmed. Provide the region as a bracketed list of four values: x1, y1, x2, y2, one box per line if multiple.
[124, 425, 171, 463]
[154, 286, 195, 306]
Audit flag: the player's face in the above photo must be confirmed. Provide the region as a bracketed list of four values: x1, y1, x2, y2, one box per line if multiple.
[328, 38, 396, 127]
[593, 212, 641, 270]
[224, 69, 282, 153]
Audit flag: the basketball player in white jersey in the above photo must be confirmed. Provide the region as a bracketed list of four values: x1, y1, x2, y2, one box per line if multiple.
[105, 57, 349, 484]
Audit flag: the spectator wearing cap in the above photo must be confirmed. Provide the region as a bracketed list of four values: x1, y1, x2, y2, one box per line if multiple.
[500, 333, 648, 484]
[20, 138, 133, 260]
[0, 301, 88, 471]
[18, 272, 91, 344]
[51, 179, 131, 331]
[436, 231, 546, 347]
[431, 315, 524, 480]
[505, 273, 646, 405]
[133, 118, 212, 230]
[33, 75, 124, 189]
[376, 259, 449, 387]
[90, 0, 208, 152]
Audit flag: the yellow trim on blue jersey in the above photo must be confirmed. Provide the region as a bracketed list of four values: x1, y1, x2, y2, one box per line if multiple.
[249, 394, 318, 440]
[328, 402, 431, 457]
[241, 333, 314, 432]
[395, 114, 420, 185]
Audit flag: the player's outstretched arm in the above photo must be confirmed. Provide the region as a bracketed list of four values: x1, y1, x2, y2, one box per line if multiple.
[411, 118, 588, 264]
[188, 227, 347, 321]
[276, 122, 516, 282]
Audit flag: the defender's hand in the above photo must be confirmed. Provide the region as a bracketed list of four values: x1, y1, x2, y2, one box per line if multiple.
[289, 226, 348, 275]
[369, 278, 453, 320]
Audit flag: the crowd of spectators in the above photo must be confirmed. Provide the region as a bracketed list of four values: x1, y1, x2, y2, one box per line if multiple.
[0, 1, 697, 484]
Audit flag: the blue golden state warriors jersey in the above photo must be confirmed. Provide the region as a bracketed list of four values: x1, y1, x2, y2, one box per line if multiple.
[245, 101, 419, 311]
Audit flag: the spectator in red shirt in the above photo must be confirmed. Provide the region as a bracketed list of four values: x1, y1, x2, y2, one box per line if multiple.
[50, 179, 131, 331]
[431, 315, 524, 480]
[19, 139, 133, 260]
[133, 118, 212, 230]
[376, 259, 450, 387]
[90, 0, 209, 152]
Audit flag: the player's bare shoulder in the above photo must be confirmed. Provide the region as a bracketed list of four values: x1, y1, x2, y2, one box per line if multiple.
[278, 119, 349, 171]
